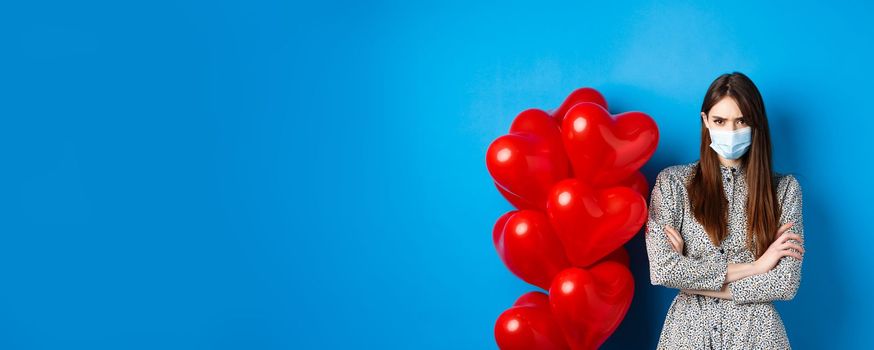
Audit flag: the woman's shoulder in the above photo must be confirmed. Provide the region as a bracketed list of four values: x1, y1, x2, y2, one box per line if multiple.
[773, 171, 802, 197]
[655, 161, 699, 184]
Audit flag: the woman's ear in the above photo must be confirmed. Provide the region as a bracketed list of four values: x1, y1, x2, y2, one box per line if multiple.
[700, 112, 709, 128]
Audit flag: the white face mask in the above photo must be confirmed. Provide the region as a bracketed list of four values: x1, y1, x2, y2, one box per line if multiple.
[708, 127, 752, 160]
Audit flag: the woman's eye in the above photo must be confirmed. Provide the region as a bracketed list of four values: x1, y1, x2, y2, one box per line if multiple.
[715, 120, 723, 125]
[738, 119, 746, 125]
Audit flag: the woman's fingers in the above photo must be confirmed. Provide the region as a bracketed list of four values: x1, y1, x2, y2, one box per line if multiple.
[671, 227, 683, 247]
[666, 226, 682, 239]
[665, 226, 680, 244]
[772, 241, 804, 260]
[664, 226, 678, 251]
[777, 222, 794, 235]
[664, 225, 683, 253]
[782, 242, 805, 254]
[778, 232, 803, 244]
[780, 249, 803, 260]
[776, 232, 802, 242]
[665, 228, 679, 252]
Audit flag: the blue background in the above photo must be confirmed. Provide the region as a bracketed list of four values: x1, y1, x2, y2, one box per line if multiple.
[1, 0, 871, 349]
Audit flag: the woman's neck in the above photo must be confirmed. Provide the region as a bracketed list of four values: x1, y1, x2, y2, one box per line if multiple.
[717, 156, 742, 168]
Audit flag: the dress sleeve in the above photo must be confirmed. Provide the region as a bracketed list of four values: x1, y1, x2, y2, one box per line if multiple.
[728, 174, 804, 304]
[645, 168, 729, 291]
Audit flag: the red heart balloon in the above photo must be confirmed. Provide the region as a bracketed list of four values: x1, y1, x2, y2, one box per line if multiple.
[549, 87, 608, 124]
[492, 210, 517, 261]
[561, 102, 658, 187]
[494, 182, 540, 210]
[618, 171, 650, 202]
[487, 110, 569, 211]
[495, 291, 569, 350]
[549, 262, 634, 350]
[494, 210, 571, 290]
[514, 290, 551, 307]
[547, 179, 647, 267]
[598, 246, 630, 267]
[510, 109, 562, 142]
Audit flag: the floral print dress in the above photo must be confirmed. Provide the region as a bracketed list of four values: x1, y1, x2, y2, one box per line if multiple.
[644, 160, 804, 349]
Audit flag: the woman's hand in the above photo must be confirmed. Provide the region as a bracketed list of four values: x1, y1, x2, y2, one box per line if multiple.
[753, 222, 804, 274]
[665, 225, 684, 255]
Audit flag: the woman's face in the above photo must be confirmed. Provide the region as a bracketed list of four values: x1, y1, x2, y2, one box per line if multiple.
[701, 96, 749, 131]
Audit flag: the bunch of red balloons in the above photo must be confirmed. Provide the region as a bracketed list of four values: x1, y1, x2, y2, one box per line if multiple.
[486, 88, 659, 349]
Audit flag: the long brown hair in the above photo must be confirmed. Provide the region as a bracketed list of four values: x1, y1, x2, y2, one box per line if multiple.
[688, 72, 780, 258]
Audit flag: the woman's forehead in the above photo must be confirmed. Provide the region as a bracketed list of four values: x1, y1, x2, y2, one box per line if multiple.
[708, 97, 743, 119]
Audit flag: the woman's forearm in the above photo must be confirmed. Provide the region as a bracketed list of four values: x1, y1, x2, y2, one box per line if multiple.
[684, 263, 765, 300]
[725, 262, 762, 283]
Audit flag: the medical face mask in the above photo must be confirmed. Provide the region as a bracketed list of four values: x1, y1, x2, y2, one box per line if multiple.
[708, 126, 752, 160]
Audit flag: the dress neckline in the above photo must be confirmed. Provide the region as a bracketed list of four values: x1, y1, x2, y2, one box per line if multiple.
[692, 159, 746, 175]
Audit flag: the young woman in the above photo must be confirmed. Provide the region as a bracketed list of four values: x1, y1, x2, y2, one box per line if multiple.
[644, 72, 805, 349]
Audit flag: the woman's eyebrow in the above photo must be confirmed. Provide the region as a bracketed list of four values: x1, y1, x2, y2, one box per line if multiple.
[711, 115, 743, 121]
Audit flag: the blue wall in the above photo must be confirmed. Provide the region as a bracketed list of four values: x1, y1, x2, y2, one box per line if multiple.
[1, 0, 871, 349]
